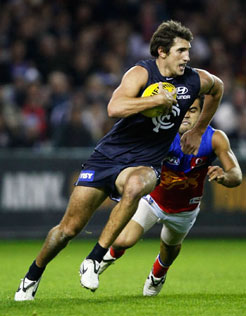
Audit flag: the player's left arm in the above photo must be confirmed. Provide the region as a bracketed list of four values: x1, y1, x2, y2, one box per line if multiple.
[208, 130, 242, 187]
[181, 69, 224, 155]
[195, 69, 224, 133]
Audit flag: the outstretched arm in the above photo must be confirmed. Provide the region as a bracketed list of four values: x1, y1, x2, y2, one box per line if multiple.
[181, 69, 224, 155]
[208, 130, 242, 187]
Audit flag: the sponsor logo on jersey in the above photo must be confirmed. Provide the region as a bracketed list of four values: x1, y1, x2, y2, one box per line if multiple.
[177, 86, 188, 94]
[177, 95, 191, 100]
[78, 170, 95, 181]
[176, 86, 191, 100]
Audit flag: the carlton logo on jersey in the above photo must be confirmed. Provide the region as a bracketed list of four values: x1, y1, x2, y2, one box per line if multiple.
[140, 82, 191, 132]
[152, 104, 181, 132]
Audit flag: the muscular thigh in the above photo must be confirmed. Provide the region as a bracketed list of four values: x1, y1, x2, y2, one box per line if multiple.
[131, 198, 159, 233]
[115, 166, 157, 196]
[114, 219, 144, 248]
[160, 225, 187, 246]
[160, 207, 200, 245]
[60, 186, 108, 231]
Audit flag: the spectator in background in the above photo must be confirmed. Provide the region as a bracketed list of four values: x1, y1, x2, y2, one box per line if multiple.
[9, 41, 29, 83]
[48, 71, 72, 135]
[36, 34, 61, 81]
[212, 99, 238, 140]
[0, 0, 245, 151]
[83, 74, 108, 105]
[21, 82, 47, 147]
[82, 101, 110, 142]
[53, 102, 94, 148]
[98, 52, 124, 87]
[213, 84, 246, 141]
[0, 109, 12, 147]
[0, 100, 23, 148]
[70, 51, 94, 86]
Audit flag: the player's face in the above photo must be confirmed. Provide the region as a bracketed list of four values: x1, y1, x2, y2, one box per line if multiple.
[179, 99, 201, 135]
[164, 37, 191, 76]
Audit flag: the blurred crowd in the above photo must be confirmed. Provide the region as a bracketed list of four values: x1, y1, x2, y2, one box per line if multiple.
[0, 0, 245, 152]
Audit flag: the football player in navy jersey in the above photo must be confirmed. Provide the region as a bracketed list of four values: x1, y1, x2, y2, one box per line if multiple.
[15, 20, 224, 300]
[98, 96, 242, 296]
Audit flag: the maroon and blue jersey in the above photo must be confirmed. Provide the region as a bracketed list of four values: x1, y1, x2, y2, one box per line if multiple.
[150, 126, 216, 213]
[94, 59, 200, 167]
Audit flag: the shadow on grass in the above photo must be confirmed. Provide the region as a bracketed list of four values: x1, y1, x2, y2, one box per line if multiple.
[11, 292, 246, 306]
[4, 292, 245, 316]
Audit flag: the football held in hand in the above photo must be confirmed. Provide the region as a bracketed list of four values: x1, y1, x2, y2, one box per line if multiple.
[141, 82, 177, 118]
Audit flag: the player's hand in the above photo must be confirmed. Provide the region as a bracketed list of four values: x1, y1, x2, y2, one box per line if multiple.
[180, 128, 202, 155]
[157, 82, 177, 116]
[207, 165, 226, 184]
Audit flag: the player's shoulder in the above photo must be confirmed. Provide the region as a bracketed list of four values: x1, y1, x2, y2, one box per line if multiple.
[135, 59, 159, 77]
[195, 69, 223, 93]
[212, 129, 229, 140]
[121, 64, 148, 85]
[184, 65, 198, 74]
[136, 58, 156, 69]
[212, 129, 230, 149]
[200, 125, 215, 142]
[180, 66, 200, 86]
[195, 68, 222, 81]
[125, 64, 148, 75]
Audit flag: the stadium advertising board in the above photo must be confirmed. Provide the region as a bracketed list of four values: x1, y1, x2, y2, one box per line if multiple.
[0, 150, 245, 238]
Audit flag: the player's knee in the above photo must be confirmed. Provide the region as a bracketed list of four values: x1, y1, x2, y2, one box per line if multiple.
[124, 176, 150, 200]
[114, 235, 136, 249]
[59, 224, 80, 241]
[162, 239, 181, 250]
[124, 186, 142, 202]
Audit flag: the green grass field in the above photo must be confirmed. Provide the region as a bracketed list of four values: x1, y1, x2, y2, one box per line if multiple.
[0, 239, 246, 316]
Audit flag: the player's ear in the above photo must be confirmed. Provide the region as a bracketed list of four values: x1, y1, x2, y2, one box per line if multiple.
[158, 46, 167, 58]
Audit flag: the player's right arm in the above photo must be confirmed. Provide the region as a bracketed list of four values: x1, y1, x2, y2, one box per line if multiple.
[107, 66, 176, 118]
[207, 130, 242, 187]
[180, 70, 224, 155]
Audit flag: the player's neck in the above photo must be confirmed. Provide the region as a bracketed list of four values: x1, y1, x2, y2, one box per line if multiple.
[156, 59, 175, 78]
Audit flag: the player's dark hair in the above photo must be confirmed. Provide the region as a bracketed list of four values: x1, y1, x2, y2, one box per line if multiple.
[150, 20, 193, 57]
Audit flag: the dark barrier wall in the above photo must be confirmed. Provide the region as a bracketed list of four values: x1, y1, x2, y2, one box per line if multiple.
[0, 149, 245, 239]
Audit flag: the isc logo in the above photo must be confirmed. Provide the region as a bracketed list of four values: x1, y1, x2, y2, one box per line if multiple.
[79, 170, 95, 181]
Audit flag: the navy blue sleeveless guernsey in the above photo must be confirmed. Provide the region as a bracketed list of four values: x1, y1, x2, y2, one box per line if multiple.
[95, 59, 200, 166]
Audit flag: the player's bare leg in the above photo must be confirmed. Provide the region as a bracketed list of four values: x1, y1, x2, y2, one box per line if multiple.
[15, 186, 107, 301]
[113, 220, 144, 250]
[81, 166, 157, 291]
[159, 240, 181, 266]
[143, 228, 183, 296]
[36, 186, 107, 267]
[99, 219, 144, 274]
[99, 166, 157, 247]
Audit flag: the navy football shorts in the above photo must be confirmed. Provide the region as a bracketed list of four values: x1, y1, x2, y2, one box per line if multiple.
[75, 150, 161, 200]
